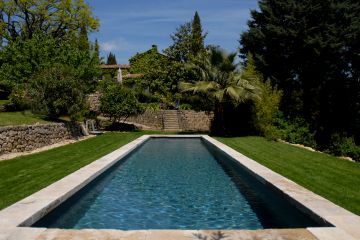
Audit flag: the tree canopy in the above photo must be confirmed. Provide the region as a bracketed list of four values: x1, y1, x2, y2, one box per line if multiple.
[164, 11, 206, 62]
[28, 64, 87, 120]
[163, 22, 192, 62]
[130, 45, 179, 97]
[0, 0, 99, 43]
[240, 0, 360, 145]
[0, 33, 98, 92]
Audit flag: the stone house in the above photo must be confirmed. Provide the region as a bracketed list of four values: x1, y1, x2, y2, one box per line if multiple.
[99, 64, 142, 84]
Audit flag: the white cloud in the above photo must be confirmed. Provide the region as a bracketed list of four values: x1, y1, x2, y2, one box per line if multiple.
[102, 41, 120, 51]
[101, 38, 131, 52]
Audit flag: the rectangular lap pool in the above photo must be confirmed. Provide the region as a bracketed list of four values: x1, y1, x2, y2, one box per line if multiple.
[33, 137, 325, 230]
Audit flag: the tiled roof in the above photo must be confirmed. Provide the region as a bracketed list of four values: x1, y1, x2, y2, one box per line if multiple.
[99, 64, 130, 69]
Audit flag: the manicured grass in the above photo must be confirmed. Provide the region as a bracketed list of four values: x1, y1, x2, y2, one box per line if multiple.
[0, 132, 146, 210]
[0, 111, 49, 126]
[1, 133, 359, 218]
[216, 136, 360, 216]
[0, 99, 10, 105]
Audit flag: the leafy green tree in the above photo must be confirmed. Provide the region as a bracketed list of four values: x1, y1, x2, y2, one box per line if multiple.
[252, 79, 282, 138]
[100, 83, 143, 123]
[0, 0, 99, 42]
[240, 0, 360, 145]
[164, 23, 191, 62]
[0, 33, 99, 96]
[238, 54, 283, 138]
[191, 11, 206, 57]
[27, 65, 88, 120]
[130, 45, 179, 99]
[164, 11, 207, 62]
[106, 52, 117, 65]
[163, 22, 192, 62]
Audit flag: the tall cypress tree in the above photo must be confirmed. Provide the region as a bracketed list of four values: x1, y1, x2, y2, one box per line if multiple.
[94, 39, 100, 63]
[191, 11, 206, 57]
[78, 23, 89, 51]
[106, 52, 117, 65]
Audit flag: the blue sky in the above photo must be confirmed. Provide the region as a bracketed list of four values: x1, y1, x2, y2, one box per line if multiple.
[87, 0, 259, 63]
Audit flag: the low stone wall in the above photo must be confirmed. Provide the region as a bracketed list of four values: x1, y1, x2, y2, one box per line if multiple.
[0, 123, 84, 155]
[127, 110, 163, 130]
[126, 110, 213, 132]
[88, 92, 101, 112]
[178, 110, 214, 132]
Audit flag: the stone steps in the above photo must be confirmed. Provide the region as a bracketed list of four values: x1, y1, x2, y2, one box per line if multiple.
[163, 110, 181, 131]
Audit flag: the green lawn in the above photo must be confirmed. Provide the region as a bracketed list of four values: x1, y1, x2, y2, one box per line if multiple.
[0, 111, 49, 126]
[0, 133, 359, 218]
[0, 99, 10, 105]
[0, 132, 145, 209]
[216, 136, 360, 215]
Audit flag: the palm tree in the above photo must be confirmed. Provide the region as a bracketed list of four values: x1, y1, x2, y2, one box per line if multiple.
[180, 46, 259, 103]
[180, 47, 260, 135]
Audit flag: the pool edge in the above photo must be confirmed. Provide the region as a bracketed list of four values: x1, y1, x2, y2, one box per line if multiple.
[202, 136, 360, 239]
[0, 134, 359, 240]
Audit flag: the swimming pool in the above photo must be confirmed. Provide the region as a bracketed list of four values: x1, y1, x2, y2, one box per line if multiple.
[33, 137, 323, 230]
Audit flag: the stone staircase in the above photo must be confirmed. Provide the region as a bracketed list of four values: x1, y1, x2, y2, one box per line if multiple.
[163, 110, 181, 131]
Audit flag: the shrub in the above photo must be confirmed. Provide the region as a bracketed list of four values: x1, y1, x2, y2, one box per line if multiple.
[9, 85, 30, 111]
[27, 65, 88, 120]
[274, 113, 317, 148]
[100, 84, 143, 123]
[142, 103, 161, 110]
[136, 91, 162, 103]
[327, 134, 360, 162]
[252, 80, 282, 139]
[180, 103, 192, 110]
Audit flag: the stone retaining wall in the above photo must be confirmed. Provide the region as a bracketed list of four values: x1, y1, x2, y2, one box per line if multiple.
[127, 110, 163, 130]
[87, 93, 214, 132]
[126, 110, 213, 132]
[88, 92, 101, 112]
[0, 123, 84, 155]
[178, 110, 214, 132]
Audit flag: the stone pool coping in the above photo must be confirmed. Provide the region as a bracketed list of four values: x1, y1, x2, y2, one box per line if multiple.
[0, 135, 359, 240]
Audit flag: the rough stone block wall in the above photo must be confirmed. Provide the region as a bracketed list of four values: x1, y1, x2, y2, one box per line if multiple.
[88, 92, 102, 112]
[0, 123, 83, 155]
[87, 93, 213, 131]
[126, 110, 213, 131]
[178, 110, 214, 132]
[127, 110, 163, 130]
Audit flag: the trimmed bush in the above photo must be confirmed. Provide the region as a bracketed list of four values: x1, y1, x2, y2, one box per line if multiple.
[100, 83, 143, 123]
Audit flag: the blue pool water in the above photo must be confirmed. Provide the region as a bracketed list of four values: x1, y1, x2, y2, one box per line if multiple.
[34, 138, 322, 229]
